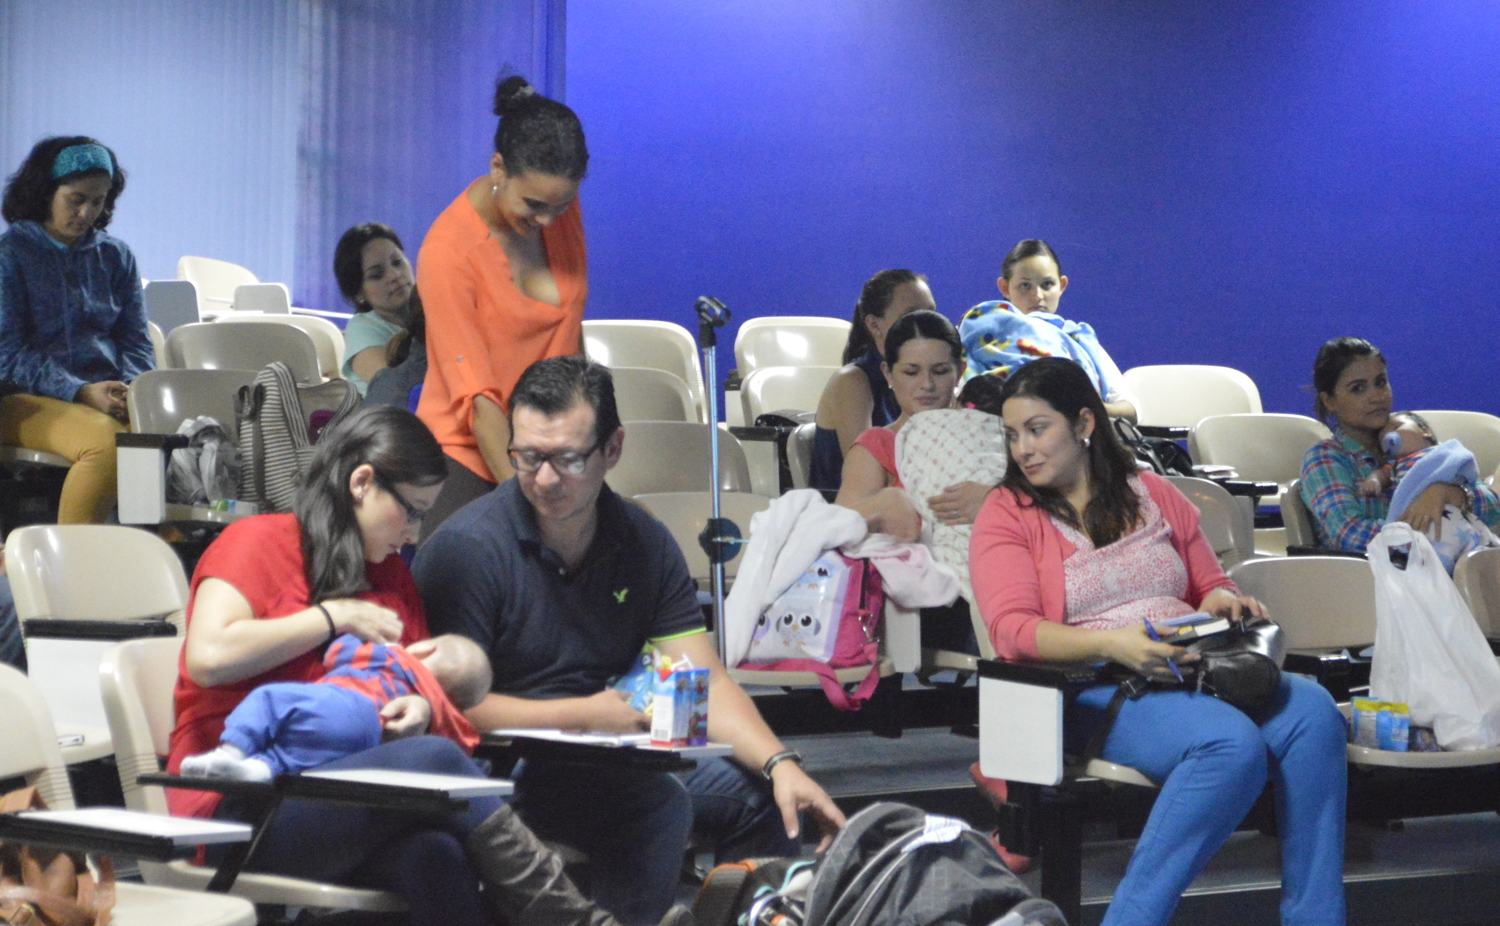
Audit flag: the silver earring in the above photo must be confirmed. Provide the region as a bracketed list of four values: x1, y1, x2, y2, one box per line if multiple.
[491, 183, 498, 196]
[1082, 437, 1090, 449]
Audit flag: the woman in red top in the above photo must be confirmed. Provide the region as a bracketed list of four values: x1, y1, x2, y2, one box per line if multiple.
[970, 358, 1347, 926]
[169, 406, 678, 926]
[833, 310, 989, 540]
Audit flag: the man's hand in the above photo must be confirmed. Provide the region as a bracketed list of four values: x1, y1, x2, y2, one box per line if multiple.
[770, 761, 845, 851]
[571, 689, 649, 734]
[381, 695, 432, 739]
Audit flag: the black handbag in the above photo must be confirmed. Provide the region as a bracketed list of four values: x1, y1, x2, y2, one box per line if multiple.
[1082, 617, 1287, 764]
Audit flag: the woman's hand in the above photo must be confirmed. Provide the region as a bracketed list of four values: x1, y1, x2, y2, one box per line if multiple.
[322, 598, 403, 644]
[380, 695, 432, 739]
[1099, 624, 1198, 681]
[75, 381, 128, 423]
[926, 481, 993, 527]
[1199, 588, 1268, 623]
[865, 487, 923, 542]
[1398, 482, 1468, 535]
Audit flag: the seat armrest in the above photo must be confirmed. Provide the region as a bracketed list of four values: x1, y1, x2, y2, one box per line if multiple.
[116, 432, 189, 525]
[0, 808, 250, 862]
[977, 659, 1107, 787]
[884, 600, 920, 673]
[1217, 479, 1280, 498]
[1136, 425, 1189, 440]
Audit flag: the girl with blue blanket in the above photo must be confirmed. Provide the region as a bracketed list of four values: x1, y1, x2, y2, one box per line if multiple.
[959, 240, 1139, 422]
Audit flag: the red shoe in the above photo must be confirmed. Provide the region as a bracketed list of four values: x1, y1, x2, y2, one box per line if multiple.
[970, 763, 1032, 873]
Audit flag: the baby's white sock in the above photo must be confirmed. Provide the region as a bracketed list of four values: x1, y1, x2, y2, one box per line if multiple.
[180, 744, 273, 781]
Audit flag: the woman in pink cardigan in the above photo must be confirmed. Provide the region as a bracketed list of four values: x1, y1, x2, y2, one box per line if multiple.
[970, 358, 1347, 926]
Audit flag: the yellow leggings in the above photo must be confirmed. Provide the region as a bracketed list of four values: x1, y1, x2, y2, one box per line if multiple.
[0, 394, 125, 524]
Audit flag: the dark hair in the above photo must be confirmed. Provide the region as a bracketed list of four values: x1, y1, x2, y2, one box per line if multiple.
[294, 405, 447, 602]
[492, 76, 589, 180]
[883, 310, 962, 369]
[1000, 239, 1062, 282]
[1387, 411, 1436, 444]
[999, 357, 1141, 547]
[958, 371, 1007, 417]
[509, 355, 621, 448]
[842, 269, 928, 364]
[1311, 337, 1385, 424]
[2, 136, 127, 229]
[333, 223, 404, 312]
[333, 223, 425, 365]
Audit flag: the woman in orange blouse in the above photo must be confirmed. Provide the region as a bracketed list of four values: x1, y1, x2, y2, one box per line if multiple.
[417, 75, 589, 538]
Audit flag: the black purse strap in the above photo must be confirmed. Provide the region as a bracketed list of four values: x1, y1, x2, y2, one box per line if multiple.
[1080, 675, 1152, 766]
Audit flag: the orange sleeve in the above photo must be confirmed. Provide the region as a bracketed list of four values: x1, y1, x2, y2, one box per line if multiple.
[417, 189, 587, 481]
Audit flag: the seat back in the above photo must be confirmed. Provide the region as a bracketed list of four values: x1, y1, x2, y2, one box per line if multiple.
[1282, 478, 1320, 548]
[144, 279, 203, 331]
[166, 322, 321, 385]
[148, 320, 167, 368]
[129, 368, 258, 442]
[786, 422, 817, 490]
[177, 256, 257, 319]
[1189, 413, 1331, 490]
[610, 367, 696, 422]
[740, 365, 840, 422]
[1415, 410, 1500, 483]
[1454, 547, 1500, 637]
[0, 663, 76, 809]
[583, 320, 705, 422]
[1228, 556, 1376, 650]
[733, 317, 849, 376]
[231, 282, 292, 315]
[219, 314, 345, 379]
[99, 637, 181, 814]
[1122, 365, 1262, 428]
[633, 492, 771, 581]
[7, 525, 190, 622]
[609, 422, 752, 497]
[1166, 476, 1254, 567]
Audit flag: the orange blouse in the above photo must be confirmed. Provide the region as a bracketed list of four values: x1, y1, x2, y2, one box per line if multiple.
[416, 185, 587, 482]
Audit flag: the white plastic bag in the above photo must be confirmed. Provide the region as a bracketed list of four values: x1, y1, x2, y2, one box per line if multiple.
[1369, 522, 1500, 750]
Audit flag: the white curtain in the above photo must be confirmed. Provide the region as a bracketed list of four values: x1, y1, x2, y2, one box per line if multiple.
[0, 0, 563, 312]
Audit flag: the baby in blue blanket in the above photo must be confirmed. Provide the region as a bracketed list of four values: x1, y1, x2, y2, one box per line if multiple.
[1365, 412, 1499, 572]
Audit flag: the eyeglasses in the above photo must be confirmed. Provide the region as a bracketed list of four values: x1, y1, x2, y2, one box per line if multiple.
[507, 440, 601, 477]
[374, 475, 425, 526]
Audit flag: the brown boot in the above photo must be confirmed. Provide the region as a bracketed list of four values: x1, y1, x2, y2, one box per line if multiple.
[465, 804, 695, 926]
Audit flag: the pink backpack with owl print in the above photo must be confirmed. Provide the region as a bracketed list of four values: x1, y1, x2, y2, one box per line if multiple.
[736, 551, 884, 711]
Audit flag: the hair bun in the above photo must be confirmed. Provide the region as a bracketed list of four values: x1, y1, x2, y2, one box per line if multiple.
[493, 75, 537, 117]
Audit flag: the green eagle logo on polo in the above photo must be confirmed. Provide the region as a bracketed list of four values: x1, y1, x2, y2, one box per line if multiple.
[613, 588, 629, 604]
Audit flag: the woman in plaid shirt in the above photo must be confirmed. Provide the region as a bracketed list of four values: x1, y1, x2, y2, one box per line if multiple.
[1299, 337, 1500, 552]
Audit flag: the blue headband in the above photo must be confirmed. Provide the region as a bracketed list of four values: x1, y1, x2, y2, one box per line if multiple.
[51, 144, 113, 180]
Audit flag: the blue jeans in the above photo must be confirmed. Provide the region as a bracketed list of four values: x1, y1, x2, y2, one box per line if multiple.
[511, 756, 794, 925]
[215, 736, 499, 926]
[1068, 675, 1347, 926]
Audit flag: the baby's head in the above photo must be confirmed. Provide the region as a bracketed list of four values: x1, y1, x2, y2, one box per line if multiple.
[1380, 412, 1436, 459]
[957, 371, 1007, 418]
[410, 634, 492, 711]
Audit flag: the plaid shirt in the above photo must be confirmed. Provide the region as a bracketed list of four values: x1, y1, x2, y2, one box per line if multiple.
[1300, 426, 1500, 552]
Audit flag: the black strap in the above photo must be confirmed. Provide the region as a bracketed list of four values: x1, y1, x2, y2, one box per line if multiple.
[1080, 676, 1150, 767]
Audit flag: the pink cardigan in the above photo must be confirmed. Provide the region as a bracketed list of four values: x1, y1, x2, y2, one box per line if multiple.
[970, 471, 1236, 660]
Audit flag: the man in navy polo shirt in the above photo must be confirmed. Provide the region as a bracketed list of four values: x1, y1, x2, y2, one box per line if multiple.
[415, 355, 843, 926]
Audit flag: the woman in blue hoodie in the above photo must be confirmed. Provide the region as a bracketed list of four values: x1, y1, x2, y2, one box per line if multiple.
[0, 136, 154, 523]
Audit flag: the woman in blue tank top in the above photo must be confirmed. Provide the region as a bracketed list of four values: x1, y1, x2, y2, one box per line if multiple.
[809, 269, 935, 496]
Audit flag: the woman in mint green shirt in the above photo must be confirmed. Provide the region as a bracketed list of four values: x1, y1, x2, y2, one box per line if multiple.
[334, 223, 424, 398]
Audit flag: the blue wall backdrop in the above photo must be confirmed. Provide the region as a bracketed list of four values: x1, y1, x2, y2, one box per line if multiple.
[566, 0, 1500, 416]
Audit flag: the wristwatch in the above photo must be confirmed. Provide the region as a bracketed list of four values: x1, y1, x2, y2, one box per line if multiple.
[761, 749, 803, 781]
